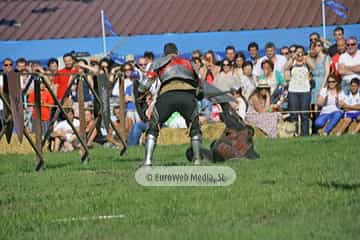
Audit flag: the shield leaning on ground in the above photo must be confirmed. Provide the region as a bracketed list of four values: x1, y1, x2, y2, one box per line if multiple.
[97, 73, 111, 132]
[7, 72, 24, 143]
[7, 71, 24, 143]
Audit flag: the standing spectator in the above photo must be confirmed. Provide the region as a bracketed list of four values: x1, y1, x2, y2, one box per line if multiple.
[47, 58, 59, 74]
[28, 82, 54, 133]
[315, 74, 344, 136]
[99, 58, 111, 75]
[309, 32, 321, 46]
[54, 53, 78, 101]
[47, 58, 59, 92]
[213, 58, 240, 92]
[111, 61, 133, 107]
[258, 59, 285, 96]
[199, 50, 220, 84]
[338, 37, 360, 94]
[191, 50, 202, 60]
[330, 38, 347, 77]
[280, 46, 290, 60]
[288, 45, 297, 60]
[310, 40, 330, 110]
[328, 26, 345, 58]
[240, 61, 257, 100]
[247, 42, 260, 65]
[254, 42, 287, 78]
[137, 57, 148, 72]
[143, 51, 154, 66]
[225, 45, 236, 65]
[337, 78, 360, 135]
[233, 52, 246, 77]
[71, 59, 93, 117]
[285, 45, 315, 136]
[15, 58, 27, 72]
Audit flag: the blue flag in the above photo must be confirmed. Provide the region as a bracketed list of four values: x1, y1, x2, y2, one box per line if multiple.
[104, 13, 117, 36]
[325, 0, 349, 19]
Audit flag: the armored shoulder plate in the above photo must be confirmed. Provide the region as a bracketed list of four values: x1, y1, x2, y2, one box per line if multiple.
[150, 55, 172, 71]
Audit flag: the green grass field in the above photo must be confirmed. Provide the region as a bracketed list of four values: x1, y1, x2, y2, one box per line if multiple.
[1, 135, 360, 240]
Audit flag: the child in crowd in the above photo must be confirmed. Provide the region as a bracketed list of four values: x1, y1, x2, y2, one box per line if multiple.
[337, 78, 360, 135]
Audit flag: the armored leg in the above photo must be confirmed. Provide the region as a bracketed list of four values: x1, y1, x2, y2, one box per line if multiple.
[144, 134, 157, 166]
[191, 134, 202, 165]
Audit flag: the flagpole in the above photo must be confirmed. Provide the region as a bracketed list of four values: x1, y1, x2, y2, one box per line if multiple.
[321, 0, 327, 39]
[101, 10, 107, 56]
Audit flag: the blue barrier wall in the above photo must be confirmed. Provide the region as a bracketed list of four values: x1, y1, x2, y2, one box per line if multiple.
[1, 24, 359, 64]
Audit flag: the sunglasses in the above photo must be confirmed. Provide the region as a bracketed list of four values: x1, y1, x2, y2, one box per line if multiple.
[347, 43, 357, 47]
[139, 64, 147, 66]
[328, 81, 336, 83]
[310, 38, 318, 41]
[281, 52, 289, 55]
[4, 63, 12, 67]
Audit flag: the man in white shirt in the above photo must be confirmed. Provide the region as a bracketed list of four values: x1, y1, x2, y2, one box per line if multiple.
[337, 78, 360, 135]
[0, 58, 14, 132]
[253, 42, 287, 78]
[338, 37, 360, 94]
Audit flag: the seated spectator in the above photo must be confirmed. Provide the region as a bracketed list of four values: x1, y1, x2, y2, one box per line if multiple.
[213, 58, 241, 92]
[51, 109, 80, 152]
[245, 82, 281, 138]
[233, 52, 246, 77]
[27, 82, 54, 133]
[315, 74, 344, 136]
[127, 93, 154, 146]
[229, 88, 248, 120]
[258, 59, 285, 97]
[337, 78, 360, 135]
[191, 57, 203, 72]
[112, 106, 133, 139]
[198, 98, 212, 123]
[239, 61, 257, 100]
[84, 109, 98, 147]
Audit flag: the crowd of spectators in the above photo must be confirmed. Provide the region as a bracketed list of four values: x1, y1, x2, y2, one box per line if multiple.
[0, 26, 359, 152]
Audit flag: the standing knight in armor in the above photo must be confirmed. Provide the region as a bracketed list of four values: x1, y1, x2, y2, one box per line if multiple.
[135, 43, 203, 166]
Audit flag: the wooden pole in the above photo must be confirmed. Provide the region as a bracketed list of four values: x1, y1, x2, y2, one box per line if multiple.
[77, 75, 88, 161]
[34, 77, 43, 168]
[118, 74, 126, 138]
